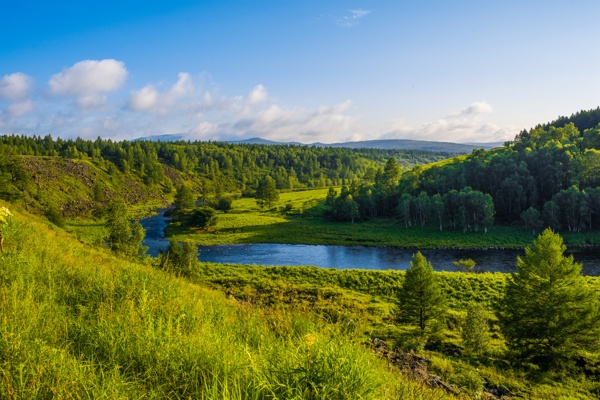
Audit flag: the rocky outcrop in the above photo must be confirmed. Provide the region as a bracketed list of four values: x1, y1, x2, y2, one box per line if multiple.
[369, 338, 460, 396]
[369, 338, 518, 399]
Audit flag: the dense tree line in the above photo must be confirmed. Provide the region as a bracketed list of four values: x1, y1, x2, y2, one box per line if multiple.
[414, 120, 600, 229]
[0, 135, 451, 197]
[326, 109, 599, 233]
[327, 183, 495, 232]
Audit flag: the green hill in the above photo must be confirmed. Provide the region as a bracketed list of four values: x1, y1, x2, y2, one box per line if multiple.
[0, 203, 456, 399]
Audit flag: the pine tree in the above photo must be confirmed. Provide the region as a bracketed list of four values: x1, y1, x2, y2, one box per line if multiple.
[255, 175, 279, 209]
[497, 228, 600, 369]
[174, 184, 195, 212]
[397, 252, 446, 334]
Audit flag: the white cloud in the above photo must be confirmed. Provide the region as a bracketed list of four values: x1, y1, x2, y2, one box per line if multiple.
[7, 100, 34, 118]
[379, 101, 514, 143]
[0, 61, 516, 145]
[0, 72, 33, 101]
[127, 72, 195, 115]
[224, 99, 357, 143]
[128, 85, 159, 112]
[247, 84, 268, 104]
[48, 59, 127, 109]
[458, 101, 493, 116]
[337, 9, 371, 27]
[190, 121, 218, 137]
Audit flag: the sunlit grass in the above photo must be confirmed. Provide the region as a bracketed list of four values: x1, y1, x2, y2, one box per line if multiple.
[0, 201, 456, 399]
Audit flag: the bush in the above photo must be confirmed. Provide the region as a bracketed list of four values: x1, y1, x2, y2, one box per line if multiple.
[46, 205, 65, 228]
[212, 197, 233, 213]
[451, 367, 485, 398]
[158, 239, 198, 277]
[189, 206, 218, 229]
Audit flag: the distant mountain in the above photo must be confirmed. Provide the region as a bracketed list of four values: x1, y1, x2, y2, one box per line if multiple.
[134, 134, 503, 153]
[463, 141, 505, 148]
[228, 137, 304, 146]
[133, 133, 188, 142]
[315, 139, 500, 153]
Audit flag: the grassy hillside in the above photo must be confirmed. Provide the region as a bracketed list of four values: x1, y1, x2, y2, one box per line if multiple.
[0, 202, 454, 399]
[19, 156, 173, 217]
[189, 263, 600, 399]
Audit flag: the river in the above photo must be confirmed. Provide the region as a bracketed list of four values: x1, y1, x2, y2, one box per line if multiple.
[140, 209, 600, 275]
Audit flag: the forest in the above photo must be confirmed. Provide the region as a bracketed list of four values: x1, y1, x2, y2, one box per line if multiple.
[326, 108, 600, 234]
[0, 133, 451, 200]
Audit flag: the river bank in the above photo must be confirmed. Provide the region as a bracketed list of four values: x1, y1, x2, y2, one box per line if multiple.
[141, 209, 600, 275]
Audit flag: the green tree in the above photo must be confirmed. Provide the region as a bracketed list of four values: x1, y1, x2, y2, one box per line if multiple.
[543, 200, 561, 230]
[189, 206, 218, 229]
[462, 302, 491, 355]
[497, 228, 600, 369]
[159, 239, 198, 277]
[383, 157, 401, 188]
[256, 175, 279, 209]
[93, 181, 106, 203]
[340, 195, 360, 223]
[397, 252, 446, 335]
[326, 187, 337, 208]
[520, 207, 542, 235]
[106, 200, 147, 257]
[174, 184, 195, 213]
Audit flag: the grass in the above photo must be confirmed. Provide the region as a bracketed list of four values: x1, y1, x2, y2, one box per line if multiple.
[0, 202, 455, 399]
[188, 262, 600, 399]
[3, 202, 600, 398]
[166, 188, 600, 249]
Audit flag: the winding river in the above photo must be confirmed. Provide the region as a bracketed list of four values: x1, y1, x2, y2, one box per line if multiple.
[141, 209, 600, 275]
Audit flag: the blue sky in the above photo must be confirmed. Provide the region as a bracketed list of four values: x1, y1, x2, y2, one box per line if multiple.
[1, 0, 599, 143]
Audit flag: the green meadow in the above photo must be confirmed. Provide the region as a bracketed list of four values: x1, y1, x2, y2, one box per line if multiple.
[164, 188, 600, 248]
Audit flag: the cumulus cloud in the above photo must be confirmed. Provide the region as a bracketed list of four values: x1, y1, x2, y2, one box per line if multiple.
[225, 100, 357, 143]
[0, 72, 33, 101]
[379, 101, 514, 143]
[128, 85, 159, 112]
[247, 84, 268, 104]
[48, 59, 127, 109]
[127, 72, 194, 115]
[0, 61, 516, 145]
[337, 9, 371, 27]
[458, 101, 493, 116]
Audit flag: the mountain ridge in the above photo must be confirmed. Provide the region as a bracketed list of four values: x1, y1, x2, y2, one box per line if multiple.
[135, 134, 502, 153]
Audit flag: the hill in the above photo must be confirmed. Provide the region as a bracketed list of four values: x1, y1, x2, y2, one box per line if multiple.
[316, 139, 499, 152]
[0, 136, 453, 216]
[0, 202, 455, 399]
[139, 135, 500, 153]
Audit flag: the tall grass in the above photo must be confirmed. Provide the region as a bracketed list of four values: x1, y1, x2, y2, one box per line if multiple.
[0, 204, 454, 399]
